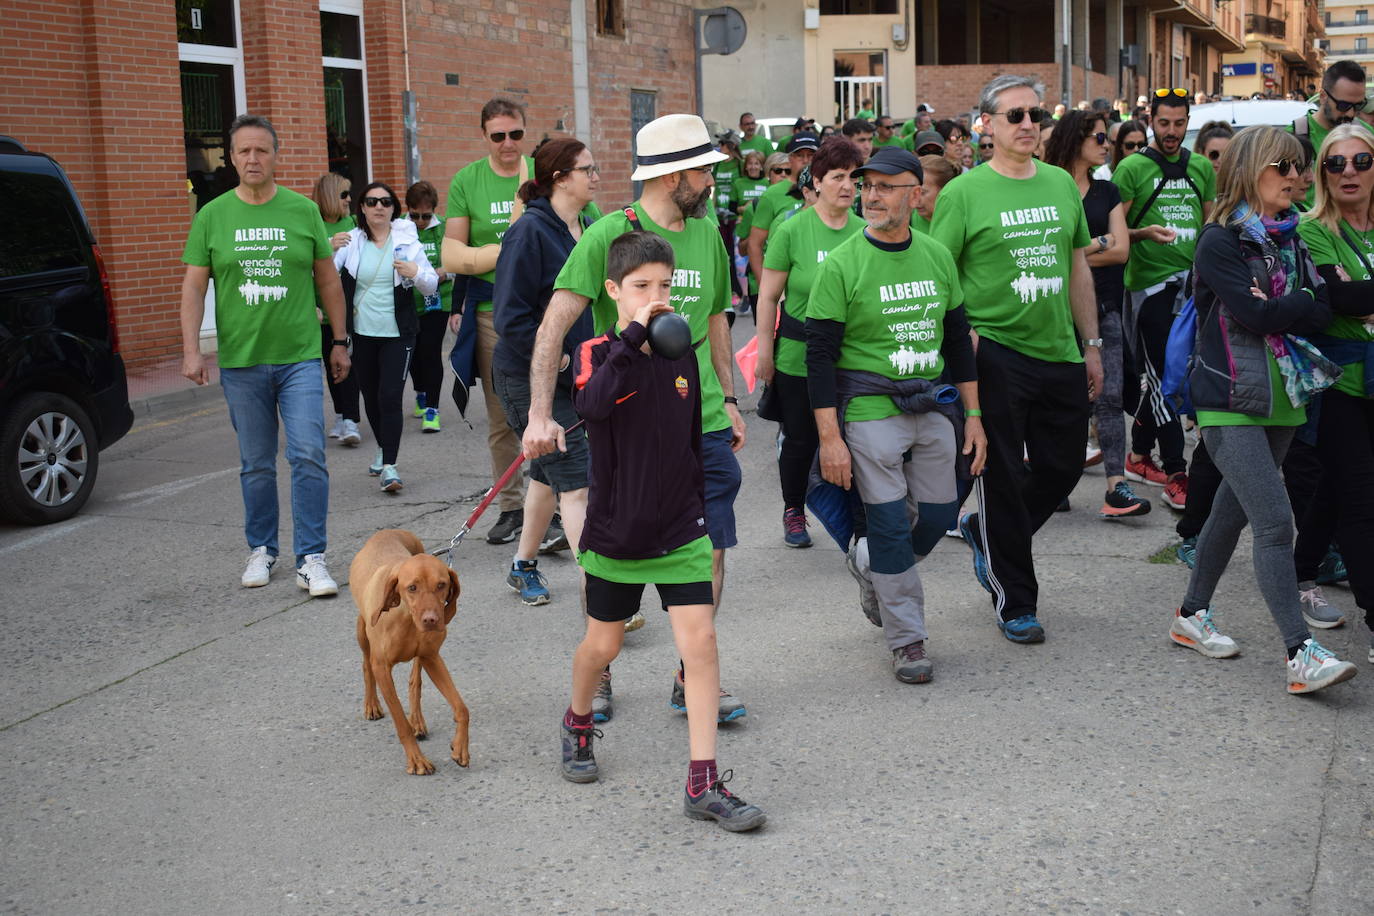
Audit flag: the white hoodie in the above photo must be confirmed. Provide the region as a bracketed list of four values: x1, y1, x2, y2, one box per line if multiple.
[333, 217, 439, 296]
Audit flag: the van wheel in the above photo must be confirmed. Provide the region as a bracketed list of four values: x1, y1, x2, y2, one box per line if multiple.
[0, 392, 100, 525]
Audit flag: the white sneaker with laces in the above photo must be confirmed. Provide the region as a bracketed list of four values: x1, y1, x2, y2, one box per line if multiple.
[241, 546, 275, 588]
[1169, 607, 1240, 658]
[328, 415, 344, 439]
[339, 419, 361, 447]
[296, 553, 338, 597]
[1287, 639, 1357, 694]
[1298, 585, 1345, 629]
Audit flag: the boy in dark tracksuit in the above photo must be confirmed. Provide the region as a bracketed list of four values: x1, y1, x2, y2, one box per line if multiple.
[558, 231, 765, 832]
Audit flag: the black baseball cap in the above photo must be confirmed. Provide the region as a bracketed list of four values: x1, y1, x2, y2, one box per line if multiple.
[785, 132, 820, 153]
[856, 146, 925, 182]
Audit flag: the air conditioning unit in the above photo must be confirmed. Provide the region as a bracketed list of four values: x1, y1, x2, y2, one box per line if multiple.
[804, 8, 819, 30]
[1121, 45, 1140, 68]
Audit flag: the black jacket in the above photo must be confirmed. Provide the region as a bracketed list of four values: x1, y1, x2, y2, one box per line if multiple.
[1189, 222, 1331, 416]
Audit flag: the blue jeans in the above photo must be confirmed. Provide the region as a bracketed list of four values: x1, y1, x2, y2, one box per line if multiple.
[220, 360, 329, 564]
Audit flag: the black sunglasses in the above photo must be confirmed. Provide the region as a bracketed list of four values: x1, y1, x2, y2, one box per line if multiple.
[488, 129, 525, 142]
[1087, 131, 1108, 145]
[409, 211, 434, 221]
[1267, 159, 1295, 177]
[339, 190, 351, 200]
[1323, 152, 1374, 173]
[979, 141, 994, 149]
[771, 167, 791, 175]
[1324, 88, 1368, 113]
[994, 107, 1048, 125]
[1121, 141, 1144, 151]
[1207, 148, 1223, 160]
[363, 196, 395, 208]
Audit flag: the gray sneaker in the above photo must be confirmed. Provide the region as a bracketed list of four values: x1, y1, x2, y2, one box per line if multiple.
[559, 722, 600, 783]
[670, 675, 746, 723]
[683, 770, 766, 832]
[591, 669, 613, 723]
[845, 541, 882, 627]
[1298, 584, 1345, 629]
[893, 640, 933, 683]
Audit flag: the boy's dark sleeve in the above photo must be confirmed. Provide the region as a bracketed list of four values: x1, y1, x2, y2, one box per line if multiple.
[806, 317, 844, 409]
[1194, 228, 1332, 335]
[1315, 264, 1374, 317]
[939, 305, 977, 383]
[572, 323, 648, 422]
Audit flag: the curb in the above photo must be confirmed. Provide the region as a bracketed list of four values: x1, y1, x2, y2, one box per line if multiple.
[129, 381, 224, 419]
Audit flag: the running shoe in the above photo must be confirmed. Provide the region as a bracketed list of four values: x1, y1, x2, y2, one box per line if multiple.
[1168, 607, 1239, 658]
[328, 415, 344, 439]
[1100, 481, 1151, 519]
[1298, 586, 1345, 629]
[624, 611, 645, 632]
[486, 508, 523, 544]
[380, 465, 403, 493]
[421, 407, 441, 433]
[1084, 444, 1103, 468]
[591, 668, 613, 723]
[540, 515, 569, 553]
[844, 540, 882, 627]
[892, 641, 933, 683]
[506, 560, 550, 606]
[241, 546, 275, 588]
[413, 393, 427, 419]
[368, 448, 384, 476]
[958, 513, 993, 595]
[1125, 453, 1168, 486]
[1162, 472, 1188, 511]
[1316, 547, 1348, 586]
[1176, 536, 1198, 569]
[559, 721, 601, 783]
[670, 674, 747, 723]
[782, 507, 812, 548]
[998, 614, 1045, 644]
[683, 770, 766, 832]
[295, 553, 339, 597]
[339, 419, 361, 447]
[1286, 639, 1357, 694]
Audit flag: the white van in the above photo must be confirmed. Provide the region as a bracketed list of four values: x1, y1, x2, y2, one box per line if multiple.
[1185, 99, 1314, 148]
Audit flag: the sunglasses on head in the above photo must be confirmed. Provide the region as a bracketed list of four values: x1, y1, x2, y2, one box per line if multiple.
[1323, 152, 1374, 173]
[1324, 88, 1368, 113]
[1267, 159, 1296, 177]
[488, 129, 525, 142]
[994, 107, 1048, 125]
[1121, 141, 1144, 151]
[1154, 87, 1188, 98]
[363, 196, 394, 208]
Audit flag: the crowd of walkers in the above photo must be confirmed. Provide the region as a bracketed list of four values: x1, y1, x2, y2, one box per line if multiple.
[178, 61, 1374, 835]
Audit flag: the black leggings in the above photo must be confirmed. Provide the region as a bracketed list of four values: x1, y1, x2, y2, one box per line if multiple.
[1131, 287, 1186, 475]
[320, 324, 360, 421]
[353, 333, 414, 465]
[772, 369, 817, 510]
[408, 309, 449, 408]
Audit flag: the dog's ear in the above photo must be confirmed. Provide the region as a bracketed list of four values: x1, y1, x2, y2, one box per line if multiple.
[371, 572, 402, 627]
[443, 568, 460, 624]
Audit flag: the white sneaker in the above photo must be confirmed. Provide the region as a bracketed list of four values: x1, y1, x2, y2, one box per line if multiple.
[1298, 585, 1345, 629]
[1287, 639, 1357, 694]
[339, 419, 361, 447]
[1169, 607, 1240, 658]
[296, 553, 338, 597]
[241, 546, 275, 588]
[328, 415, 344, 439]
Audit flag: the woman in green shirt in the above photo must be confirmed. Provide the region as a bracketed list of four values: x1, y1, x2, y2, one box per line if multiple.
[311, 172, 361, 445]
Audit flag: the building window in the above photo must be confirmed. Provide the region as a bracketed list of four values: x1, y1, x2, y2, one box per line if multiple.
[820, 0, 898, 12]
[178, 0, 245, 212]
[629, 90, 656, 197]
[1358, 10, 1369, 25]
[320, 3, 369, 195]
[1359, 37, 1369, 52]
[596, 0, 625, 36]
[177, 0, 237, 48]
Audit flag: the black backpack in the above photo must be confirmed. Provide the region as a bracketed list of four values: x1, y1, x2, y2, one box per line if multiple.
[1129, 147, 1204, 229]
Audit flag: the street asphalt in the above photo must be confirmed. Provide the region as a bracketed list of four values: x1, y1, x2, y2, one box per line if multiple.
[1, 319, 1370, 915]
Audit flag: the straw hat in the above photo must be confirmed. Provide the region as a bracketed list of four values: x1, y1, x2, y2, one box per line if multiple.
[630, 114, 728, 181]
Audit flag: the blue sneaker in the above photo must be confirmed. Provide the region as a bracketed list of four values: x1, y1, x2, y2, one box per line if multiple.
[507, 559, 550, 606]
[782, 507, 812, 548]
[998, 613, 1045, 643]
[1316, 547, 1348, 585]
[413, 392, 427, 418]
[959, 513, 993, 595]
[379, 465, 403, 493]
[1176, 536, 1197, 569]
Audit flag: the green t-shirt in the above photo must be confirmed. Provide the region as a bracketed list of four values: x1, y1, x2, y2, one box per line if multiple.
[740, 134, 775, 157]
[553, 203, 731, 434]
[750, 181, 797, 240]
[910, 210, 931, 235]
[181, 187, 330, 369]
[1297, 216, 1374, 397]
[1288, 115, 1374, 208]
[580, 535, 712, 585]
[1112, 148, 1216, 290]
[873, 134, 911, 151]
[763, 207, 866, 377]
[731, 176, 769, 217]
[444, 155, 531, 303]
[856, 108, 875, 121]
[413, 218, 453, 314]
[809, 230, 965, 422]
[714, 160, 742, 216]
[767, 197, 804, 236]
[929, 161, 1090, 363]
[319, 214, 356, 324]
[1196, 351, 1306, 427]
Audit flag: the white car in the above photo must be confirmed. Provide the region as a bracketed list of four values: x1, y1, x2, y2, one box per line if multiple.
[1185, 99, 1314, 148]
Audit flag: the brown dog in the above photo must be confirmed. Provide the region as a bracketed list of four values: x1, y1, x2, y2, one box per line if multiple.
[351, 529, 469, 775]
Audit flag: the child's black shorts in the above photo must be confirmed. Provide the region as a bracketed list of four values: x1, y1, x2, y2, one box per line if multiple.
[584, 573, 714, 622]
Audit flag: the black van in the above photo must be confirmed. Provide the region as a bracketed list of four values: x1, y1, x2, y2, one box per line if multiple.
[0, 137, 133, 524]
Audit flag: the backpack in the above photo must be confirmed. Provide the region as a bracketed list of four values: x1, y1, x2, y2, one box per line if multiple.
[1161, 293, 1196, 416]
[1129, 147, 1204, 229]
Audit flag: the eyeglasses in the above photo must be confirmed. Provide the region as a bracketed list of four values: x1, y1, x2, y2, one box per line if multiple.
[1322, 152, 1374, 173]
[979, 142, 994, 150]
[856, 179, 919, 195]
[339, 190, 351, 200]
[363, 196, 395, 208]
[563, 164, 600, 176]
[741, 121, 756, 128]
[992, 107, 1048, 125]
[1088, 131, 1108, 145]
[1153, 88, 1188, 98]
[409, 212, 434, 222]
[771, 167, 791, 175]
[1121, 141, 1144, 151]
[1267, 159, 1295, 177]
[487, 129, 526, 142]
[1324, 88, 1368, 113]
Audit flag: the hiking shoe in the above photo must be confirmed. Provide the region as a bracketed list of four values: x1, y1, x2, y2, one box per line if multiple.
[380, 465, 403, 493]
[1316, 547, 1348, 586]
[1162, 472, 1188, 510]
[328, 415, 344, 439]
[368, 448, 384, 476]
[559, 722, 601, 783]
[539, 514, 569, 553]
[892, 641, 933, 683]
[1176, 536, 1198, 569]
[421, 407, 441, 432]
[1100, 481, 1151, 519]
[624, 611, 645, 632]
[782, 507, 812, 548]
[683, 771, 766, 832]
[413, 393, 426, 418]
[591, 669, 613, 723]
[339, 419, 361, 447]
[845, 541, 882, 627]
[1286, 639, 1357, 694]
[1084, 444, 1103, 468]
[241, 546, 275, 588]
[998, 614, 1045, 644]
[296, 553, 338, 597]
[1299, 585, 1345, 629]
[486, 508, 523, 544]
[1169, 607, 1239, 658]
[1125, 453, 1168, 486]
[506, 559, 550, 606]
[670, 675, 747, 723]
[958, 513, 993, 595]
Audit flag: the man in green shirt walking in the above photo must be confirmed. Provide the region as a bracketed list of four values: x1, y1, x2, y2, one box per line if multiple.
[738, 112, 775, 157]
[1289, 60, 1374, 209]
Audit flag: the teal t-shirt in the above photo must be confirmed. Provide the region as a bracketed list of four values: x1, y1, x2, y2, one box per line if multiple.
[181, 187, 330, 368]
[1112, 148, 1216, 290]
[444, 155, 531, 301]
[929, 161, 1090, 364]
[353, 233, 399, 337]
[809, 230, 965, 422]
[553, 203, 731, 434]
[763, 206, 866, 377]
[1297, 216, 1374, 398]
[413, 217, 453, 314]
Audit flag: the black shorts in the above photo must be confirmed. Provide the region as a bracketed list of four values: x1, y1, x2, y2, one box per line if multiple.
[492, 368, 589, 494]
[584, 573, 714, 622]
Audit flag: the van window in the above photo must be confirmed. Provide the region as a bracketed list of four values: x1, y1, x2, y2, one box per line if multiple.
[0, 170, 85, 278]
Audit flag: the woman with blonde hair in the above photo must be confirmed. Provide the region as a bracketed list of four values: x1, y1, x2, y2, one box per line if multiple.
[1294, 122, 1374, 659]
[310, 172, 360, 445]
[1168, 126, 1357, 693]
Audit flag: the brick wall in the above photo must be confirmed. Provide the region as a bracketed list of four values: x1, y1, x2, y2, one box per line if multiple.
[914, 63, 1061, 118]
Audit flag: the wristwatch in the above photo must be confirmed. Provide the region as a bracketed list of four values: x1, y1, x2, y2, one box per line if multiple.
[1095, 235, 1109, 252]
[331, 336, 351, 348]
[1082, 338, 1103, 348]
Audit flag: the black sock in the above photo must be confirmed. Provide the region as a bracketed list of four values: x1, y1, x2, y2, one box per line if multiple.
[1286, 641, 1307, 660]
